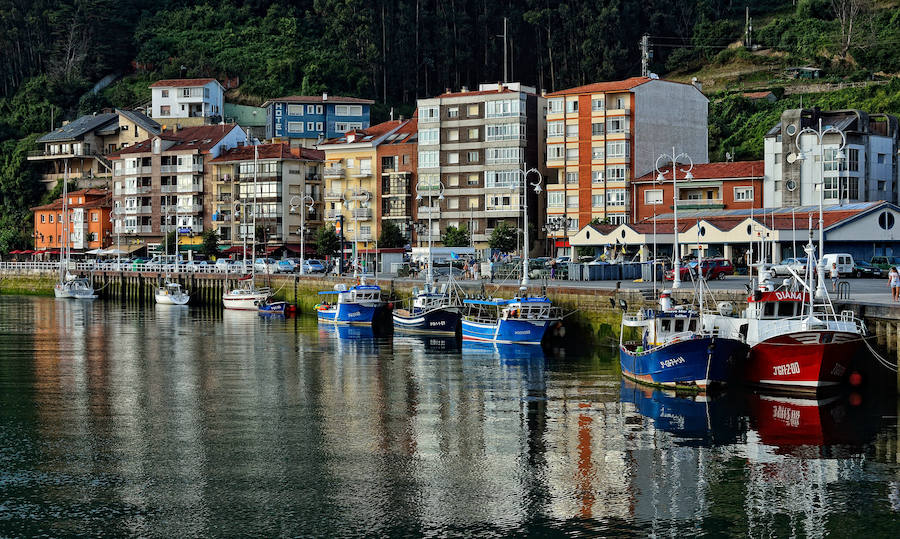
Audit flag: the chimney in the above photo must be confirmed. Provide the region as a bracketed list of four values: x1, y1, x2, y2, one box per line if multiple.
[445, 88, 451, 94]
[322, 92, 328, 101]
[399, 115, 405, 122]
[461, 86, 468, 93]
[498, 82, 503, 92]
[691, 77, 702, 92]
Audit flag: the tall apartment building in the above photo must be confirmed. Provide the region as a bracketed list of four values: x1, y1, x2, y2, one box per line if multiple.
[263, 94, 373, 148]
[149, 79, 225, 125]
[108, 124, 246, 247]
[764, 108, 898, 208]
[415, 82, 544, 251]
[544, 76, 708, 252]
[376, 118, 418, 241]
[209, 143, 324, 249]
[318, 121, 404, 251]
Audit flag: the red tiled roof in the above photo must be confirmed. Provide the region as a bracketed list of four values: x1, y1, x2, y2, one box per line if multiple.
[210, 142, 324, 162]
[382, 118, 418, 145]
[633, 161, 765, 182]
[546, 77, 652, 97]
[109, 125, 241, 158]
[437, 88, 519, 98]
[742, 91, 775, 99]
[149, 78, 219, 88]
[263, 95, 374, 105]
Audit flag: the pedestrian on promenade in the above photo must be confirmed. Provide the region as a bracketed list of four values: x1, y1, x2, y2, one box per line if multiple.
[890, 267, 900, 302]
[830, 263, 839, 292]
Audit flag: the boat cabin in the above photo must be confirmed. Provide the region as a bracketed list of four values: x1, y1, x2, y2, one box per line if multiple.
[745, 290, 809, 320]
[319, 283, 382, 306]
[463, 296, 558, 322]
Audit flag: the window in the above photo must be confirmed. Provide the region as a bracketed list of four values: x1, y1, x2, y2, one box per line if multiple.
[566, 171, 578, 185]
[774, 153, 781, 164]
[566, 100, 578, 113]
[485, 147, 521, 164]
[161, 90, 169, 98]
[40, 214, 45, 223]
[848, 148, 859, 172]
[616, 97, 627, 109]
[287, 104, 303, 116]
[847, 177, 859, 200]
[566, 195, 578, 209]
[592, 147, 604, 160]
[591, 170, 603, 184]
[91, 212, 98, 222]
[607, 166, 627, 181]
[824, 148, 841, 172]
[548, 98, 563, 114]
[448, 197, 459, 209]
[335, 105, 350, 115]
[592, 123, 604, 136]
[349, 105, 363, 115]
[591, 99, 604, 111]
[447, 129, 459, 141]
[448, 174, 460, 186]
[547, 145, 564, 160]
[879, 180, 887, 191]
[419, 106, 439, 121]
[316, 122, 323, 131]
[447, 152, 459, 164]
[548, 192, 564, 207]
[307, 122, 315, 131]
[607, 189, 626, 206]
[877, 153, 887, 165]
[468, 128, 479, 140]
[486, 98, 522, 117]
[402, 154, 410, 165]
[565, 148, 578, 161]
[547, 121, 564, 138]
[734, 186, 754, 201]
[592, 194, 603, 207]
[645, 189, 663, 205]
[419, 151, 439, 168]
[160, 105, 171, 116]
[468, 197, 479, 209]
[467, 105, 479, 117]
[606, 140, 629, 158]
[307, 105, 315, 114]
[419, 128, 439, 145]
[485, 170, 519, 188]
[565, 124, 578, 138]
[448, 107, 459, 118]
[607, 118, 626, 133]
[181, 88, 191, 97]
[467, 151, 479, 163]
[468, 174, 479, 186]
[316, 105, 323, 114]
[287, 122, 303, 133]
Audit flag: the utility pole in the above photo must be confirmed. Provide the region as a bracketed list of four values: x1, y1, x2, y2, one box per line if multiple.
[640, 34, 650, 77]
[503, 17, 508, 83]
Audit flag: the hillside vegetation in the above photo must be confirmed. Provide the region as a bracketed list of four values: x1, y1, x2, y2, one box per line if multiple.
[0, 0, 898, 250]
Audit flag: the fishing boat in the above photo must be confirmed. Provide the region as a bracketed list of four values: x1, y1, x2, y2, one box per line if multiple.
[392, 279, 462, 335]
[619, 290, 747, 390]
[258, 300, 297, 315]
[705, 240, 866, 392]
[461, 294, 561, 345]
[54, 163, 96, 299]
[315, 280, 384, 324]
[155, 206, 190, 305]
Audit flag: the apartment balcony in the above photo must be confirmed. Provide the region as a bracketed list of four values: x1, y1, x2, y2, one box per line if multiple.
[675, 198, 725, 210]
[176, 164, 204, 173]
[217, 194, 232, 203]
[606, 107, 631, 116]
[355, 233, 373, 241]
[348, 190, 371, 202]
[306, 174, 321, 182]
[324, 165, 344, 178]
[160, 165, 178, 174]
[176, 183, 203, 193]
[122, 185, 151, 195]
[28, 147, 96, 160]
[353, 168, 372, 178]
[351, 208, 372, 220]
[177, 204, 203, 214]
[123, 225, 153, 234]
[324, 191, 344, 201]
[161, 184, 177, 193]
[123, 206, 153, 215]
[325, 209, 343, 220]
[216, 174, 235, 183]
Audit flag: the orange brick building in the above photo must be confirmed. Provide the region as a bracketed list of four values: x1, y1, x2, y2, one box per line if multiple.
[32, 189, 113, 252]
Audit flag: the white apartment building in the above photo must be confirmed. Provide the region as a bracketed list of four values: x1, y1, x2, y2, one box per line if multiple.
[149, 78, 225, 121]
[764, 108, 898, 208]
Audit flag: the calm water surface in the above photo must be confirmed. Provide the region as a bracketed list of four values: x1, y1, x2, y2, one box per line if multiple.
[0, 296, 898, 537]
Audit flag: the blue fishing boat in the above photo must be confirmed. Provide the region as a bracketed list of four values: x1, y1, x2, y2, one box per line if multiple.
[315, 281, 384, 325]
[619, 290, 747, 390]
[461, 295, 561, 345]
[392, 281, 462, 335]
[258, 301, 297, 316]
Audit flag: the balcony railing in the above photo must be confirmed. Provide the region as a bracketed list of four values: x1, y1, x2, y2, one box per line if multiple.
[123, 225, 153, 234]
[161, 185, 177, 193]
[324, 191, 344, 201]
[123, 206, 153, 215]
[325, 209, 342, 220]
[160, 165, 177, 174]
[122, 185, 151, 195]
[353, 168, 372, 178]
[217, 194, 232, 202]
[356, 233, 373, 241]
[348, 190, 371, 202]
[351, 208, 372, 220]
[177, 204, 203, 213]
[675, 198, 724, 208]
[176, 183, 203, 193]
[324, 165, 344, 177]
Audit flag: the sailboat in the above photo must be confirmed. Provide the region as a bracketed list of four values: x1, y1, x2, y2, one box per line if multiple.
[155, 206, 190, 305]
[223, 140, 271, 310]
[54, 162, 96, 299]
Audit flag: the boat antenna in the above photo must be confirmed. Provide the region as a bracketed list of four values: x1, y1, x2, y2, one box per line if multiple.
[252, 137, 258, 284]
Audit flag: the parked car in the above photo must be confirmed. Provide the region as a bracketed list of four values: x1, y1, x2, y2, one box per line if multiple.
[870, 256, 900, 272]
[664, 258, 733, 281]
[852, 260, 882, 278]
[254, 258, 279, 273]
[302, 259, 327, 273]
[772, 257, 808, 276]
[275, 259, 297, 273]
[821, 253, 854, 276]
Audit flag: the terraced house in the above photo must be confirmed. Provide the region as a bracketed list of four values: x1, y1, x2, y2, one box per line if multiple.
[107, 124, 246, 249]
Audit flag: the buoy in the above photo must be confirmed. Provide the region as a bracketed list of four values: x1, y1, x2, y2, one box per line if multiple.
[849, 371, 863, 387]
[849, 392, 862, 406]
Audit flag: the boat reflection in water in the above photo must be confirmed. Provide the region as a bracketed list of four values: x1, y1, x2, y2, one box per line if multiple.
[619, 379, 746, 445]
[393, 333, 460, 354]
[461, 340, 546, 364]
[318, 323, 376, 340]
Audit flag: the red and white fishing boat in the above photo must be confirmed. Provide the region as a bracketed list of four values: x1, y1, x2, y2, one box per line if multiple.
[706, 240, 866, 392]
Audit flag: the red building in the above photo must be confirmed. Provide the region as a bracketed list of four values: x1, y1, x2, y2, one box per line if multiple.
[31, 189, 113, 253]
[632, 161, 764, 222]
[375, 117, 418, 241]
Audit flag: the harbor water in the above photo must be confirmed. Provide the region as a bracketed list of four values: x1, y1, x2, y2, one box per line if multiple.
[0, 296, 898, 537]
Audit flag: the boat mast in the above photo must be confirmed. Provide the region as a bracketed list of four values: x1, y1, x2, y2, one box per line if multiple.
[251, 139, 258, 284]
[59, 161, 69, 284]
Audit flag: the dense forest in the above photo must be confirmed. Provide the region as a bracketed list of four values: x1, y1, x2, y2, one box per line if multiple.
[0, 0, 898, 250]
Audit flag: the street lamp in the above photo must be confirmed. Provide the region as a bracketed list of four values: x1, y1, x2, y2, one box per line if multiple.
[518, 167, 543, 287]
[545, 215, 576, 257]
[794, 119, 846, 298]
[655, 148, 694, 289]
[289, 194, 315, 275]
[109, 210, 121, 269]
[344, 190, 372, 279]
[415, 178, 444, 284]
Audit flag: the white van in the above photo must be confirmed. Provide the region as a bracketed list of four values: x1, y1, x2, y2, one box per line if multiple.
[821, 253, 854, 276]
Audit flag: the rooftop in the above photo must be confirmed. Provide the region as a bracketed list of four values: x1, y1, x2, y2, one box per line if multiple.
[262, 95, 374, 107]
[36, 113, 118, 143]
[546, 76, 701, 97]
[318, 120, 403, 147]
[633, 161, 765, 182]
[109, 124, 242, 157]
[210, 142, 324, 163]
[149, 78, 220, 88]
[31, 189, 111, 211]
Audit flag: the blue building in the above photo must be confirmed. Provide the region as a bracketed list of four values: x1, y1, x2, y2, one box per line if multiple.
[263, 93, 374, 148]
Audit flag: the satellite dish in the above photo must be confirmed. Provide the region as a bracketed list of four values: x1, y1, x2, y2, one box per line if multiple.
[786, 153, 797, 164]
[786, 179, 797, 191]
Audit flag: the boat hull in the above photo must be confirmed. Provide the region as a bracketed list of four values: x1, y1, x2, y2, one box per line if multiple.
[54, 283, 97, 299]
[461, 318, 552, 345]
[619, 336, 746, 390]
[316, 302, 380, 324]
[745, 331, 861, 391]
[392, 307, 460, 335]
[223, 292, 269, 311]
[259, 302, 296, 315]
[155, 290, 190, 305]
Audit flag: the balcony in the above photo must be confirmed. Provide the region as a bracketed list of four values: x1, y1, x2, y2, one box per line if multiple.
[123, 206, 153, 215]
[306, 174, 321, 182]
[324, 165, 344, 178]
[161, 185, 177, 193]
[160, 165, 178, 174]
[176, 183, 203, 193]
[123, 225, 153, 234]
[324, 191, 344, 201]
[418, 206, 440, 217]
[217, 194, 232, 203]
[348, 190, 371, 202]
[176, 164, 204, 173]
[177, 204, 203, 213]
[675, 198, 725, 210]
[122, 185, 151, 195]
[353, 168, 372, 178]
[351, 208, 372, 220]
[325, 209, 343, 220]
[356, 233, 373, 241]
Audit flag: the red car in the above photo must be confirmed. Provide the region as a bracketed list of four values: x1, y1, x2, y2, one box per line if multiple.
[664, 258, 733, 281]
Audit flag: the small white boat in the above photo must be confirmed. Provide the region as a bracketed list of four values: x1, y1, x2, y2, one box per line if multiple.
[54, 277, 97, 299]
[223, 279, 271, 310]
[155, 281, 190, 305]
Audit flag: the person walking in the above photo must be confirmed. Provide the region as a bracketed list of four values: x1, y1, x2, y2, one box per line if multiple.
[830, 262, 839, 292]
[890, 267, 900, 302]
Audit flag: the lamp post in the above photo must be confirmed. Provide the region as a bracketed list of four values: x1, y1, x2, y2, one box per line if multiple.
[518, 167, 543, 287]
[289, 194, 315, 275]
[794, 118, 846, 298]
[545, 215, 576, 258]
[343, 190, 371, 279]
[654, 148, 694, 289]
[415, 178, 444, 284]
[110, 210, 121, 269]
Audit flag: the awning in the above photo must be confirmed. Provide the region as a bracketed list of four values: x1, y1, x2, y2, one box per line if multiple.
[284, 244, 316, 254]
[85, 248, 104, 255]
[222, 246, 251, 255]
[178, 244, 203, 251]
[264, 246, 281, 254]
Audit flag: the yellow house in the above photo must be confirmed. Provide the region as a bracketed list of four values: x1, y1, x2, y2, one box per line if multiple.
[317, 121, 402, 251]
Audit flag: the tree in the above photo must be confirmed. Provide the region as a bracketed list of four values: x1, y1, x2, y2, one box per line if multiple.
[200, 229, 219, 257]
[442, 225, 470, 247]
[488, 222, 518, 253]
[316, 225, 340, 258]
[378, 220, 405, 248]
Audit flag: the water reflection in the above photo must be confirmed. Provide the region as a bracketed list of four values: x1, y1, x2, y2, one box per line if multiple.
[0, 296, 897, 537]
